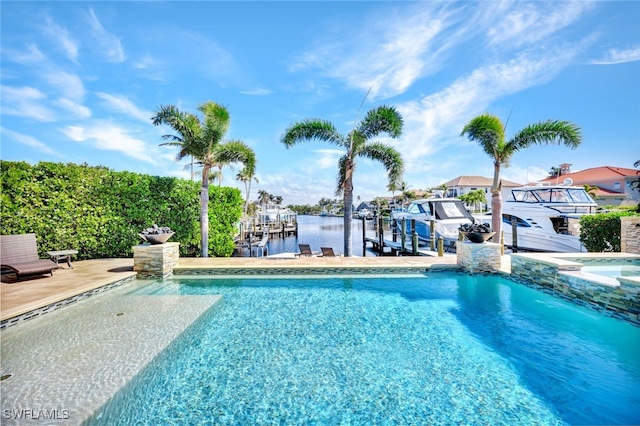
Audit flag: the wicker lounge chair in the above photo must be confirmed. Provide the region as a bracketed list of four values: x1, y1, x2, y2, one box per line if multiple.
[0, 233, 58, 280]
[320, 247, 336, 257]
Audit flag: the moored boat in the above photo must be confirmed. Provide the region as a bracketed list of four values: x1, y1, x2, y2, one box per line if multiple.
[393, 196, 475, 249]
[477, 182, 597, 252]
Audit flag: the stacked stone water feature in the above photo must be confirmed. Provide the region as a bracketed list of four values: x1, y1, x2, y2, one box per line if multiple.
[456, 223, 502, 273]
[133, 225, 179, 278]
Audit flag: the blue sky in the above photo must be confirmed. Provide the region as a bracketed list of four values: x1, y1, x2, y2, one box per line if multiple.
[1, 1, 639, 206]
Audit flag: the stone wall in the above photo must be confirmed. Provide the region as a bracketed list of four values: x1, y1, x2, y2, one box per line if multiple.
[456, 241, 501, 273]
[133, 242, 180, 278]
[621, 216, 640, 254]
[510, 253, 640, 326]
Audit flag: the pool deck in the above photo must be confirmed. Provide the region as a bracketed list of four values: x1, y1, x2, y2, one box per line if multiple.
[1, 254, 477, 324]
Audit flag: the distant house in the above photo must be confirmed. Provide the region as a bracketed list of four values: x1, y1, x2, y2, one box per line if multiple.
[442, 176, 523, 208]
[537, 165, 640, 206]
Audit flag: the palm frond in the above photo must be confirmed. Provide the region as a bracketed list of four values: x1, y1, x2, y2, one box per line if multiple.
[508, 120, 582, 152]
[360, 142, 404, 187]
[199, 101, 230, 151]
[281, 119, 345, 148]
[460, 113, 506, 163]
[357, 105, 403, 139]
[213, 140, 257, 175]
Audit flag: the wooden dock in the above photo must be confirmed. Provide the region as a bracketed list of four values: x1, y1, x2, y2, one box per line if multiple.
[362, 216, 450, 257]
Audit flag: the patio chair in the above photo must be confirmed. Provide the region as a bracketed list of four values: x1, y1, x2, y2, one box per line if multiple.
[0, 233, 58, 280]
[320, 247, 336, 257]
[296, 244, 315, 257]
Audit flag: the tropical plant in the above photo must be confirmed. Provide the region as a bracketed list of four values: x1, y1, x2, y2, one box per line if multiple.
[580, 211, 639, 252]
[402, 189, 417, 207]
[236, 166, 258, 220]
[461, 113, 581, 240]
[549, 166, 562, 178]
[152, 101, 255, 257]
[281, 105, 404, 256]
[583, 184, 598, 200]
[459, 189, 487, 213]
[257, 190, 272, 205]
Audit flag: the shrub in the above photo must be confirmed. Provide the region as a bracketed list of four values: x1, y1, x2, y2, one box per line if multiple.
[0, 161, 242, 258]
[580, 211, 640, 252]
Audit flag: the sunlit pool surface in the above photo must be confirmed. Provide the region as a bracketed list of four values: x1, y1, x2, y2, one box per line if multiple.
[89, 273, 640, 425]
[581, 264, 640, 278]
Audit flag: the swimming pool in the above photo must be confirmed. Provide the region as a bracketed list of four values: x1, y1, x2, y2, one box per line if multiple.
[581, 264, 640, 278]
[87, 273, 640, 425]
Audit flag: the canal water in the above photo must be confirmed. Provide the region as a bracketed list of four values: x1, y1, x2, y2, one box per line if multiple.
[258, 215, 379, 257]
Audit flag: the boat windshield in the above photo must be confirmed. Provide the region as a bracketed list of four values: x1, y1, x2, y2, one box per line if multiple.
[510, 188, 595, 204]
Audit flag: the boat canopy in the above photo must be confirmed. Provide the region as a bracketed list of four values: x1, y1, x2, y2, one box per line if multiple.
[433, 200, 475, 221]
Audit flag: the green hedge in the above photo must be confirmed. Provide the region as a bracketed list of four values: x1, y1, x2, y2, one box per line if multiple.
[579, 211, 640, 252]
[0, 161, 242, 258]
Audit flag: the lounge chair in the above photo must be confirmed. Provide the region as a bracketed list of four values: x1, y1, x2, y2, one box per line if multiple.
[296, 244, 313, 257]
[320, 247, 336, 257]
[0, 233, 58, 280]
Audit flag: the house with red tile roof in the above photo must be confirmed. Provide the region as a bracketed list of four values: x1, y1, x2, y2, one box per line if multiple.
[441, 175, 523, 210]
[537, 165, 640, 206]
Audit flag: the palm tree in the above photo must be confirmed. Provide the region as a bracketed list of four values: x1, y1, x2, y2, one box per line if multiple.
[152, 101, 255, 257]
[459, 189, 487, 213]
[461, 113, 582, 240]
[236, 168, 258, 220]
[583, 184, 598, 200]
[257, 190, 271, 206]
[281, 105, 404, 256]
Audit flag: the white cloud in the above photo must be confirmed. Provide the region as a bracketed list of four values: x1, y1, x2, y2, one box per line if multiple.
[43, 70, 86, 102]
[2, 44, 47, 65]
[0, 127, 58, 155]
[61, 122, 155, 163]
[2, 45, 88, 110]
[291, 3, 463, 99]
[42, 16, 79, 62]
[55, 98, 91, 119]
[396, 46, 580, 174]
[134, 54, 157, 69]
[86, 8, 126, 63]
[501, 164, 549, 186]
[487, 2, 593, 48]
[240, 88, 272, 96]
[591, 46, 640, 65]
[95, 92, 153, 123]
[0, 85, 55, 121]
[313, 149, 343, 170]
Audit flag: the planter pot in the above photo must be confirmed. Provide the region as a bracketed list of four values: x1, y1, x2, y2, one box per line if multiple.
[461, 231, 495, 243]
[139, 232, 175, 245]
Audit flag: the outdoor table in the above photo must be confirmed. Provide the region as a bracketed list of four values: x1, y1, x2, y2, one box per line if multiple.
[47, 249, 79, 269]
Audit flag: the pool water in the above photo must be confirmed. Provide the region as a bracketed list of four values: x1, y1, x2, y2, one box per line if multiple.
[581, 264, 640, 278]
[88, 273, 640, 425]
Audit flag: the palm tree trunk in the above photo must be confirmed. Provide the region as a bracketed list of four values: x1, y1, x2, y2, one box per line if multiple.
[200, 166, 210, 257]
[491, 162, 502, 243]
[343, 176, 354, 257]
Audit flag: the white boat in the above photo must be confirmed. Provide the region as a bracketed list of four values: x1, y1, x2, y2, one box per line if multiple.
[479, 182, 597, 253]
[393, 197, 475, 249]
[256, 203, 297, 225]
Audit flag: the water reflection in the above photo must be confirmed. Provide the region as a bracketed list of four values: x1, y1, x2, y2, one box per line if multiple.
[263, 215, 377, 256]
